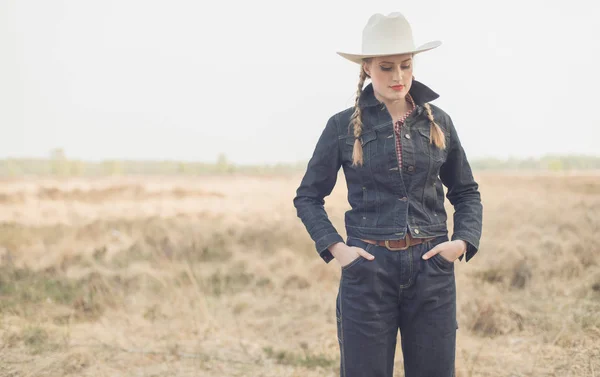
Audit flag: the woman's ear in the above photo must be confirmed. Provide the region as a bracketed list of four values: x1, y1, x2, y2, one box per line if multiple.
[362, 62, 371, 78]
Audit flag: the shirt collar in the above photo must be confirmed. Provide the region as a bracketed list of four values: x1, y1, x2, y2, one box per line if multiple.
[358, 78, 440, 112]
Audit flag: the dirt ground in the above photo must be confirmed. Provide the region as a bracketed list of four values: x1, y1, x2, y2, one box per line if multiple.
[0, 171, 599, 376]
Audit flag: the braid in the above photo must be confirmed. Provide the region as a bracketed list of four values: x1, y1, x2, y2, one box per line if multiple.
[423, 103, 446, 150]
[350, 67, 369, 167]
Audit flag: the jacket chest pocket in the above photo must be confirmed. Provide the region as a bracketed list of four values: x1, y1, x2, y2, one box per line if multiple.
[343, 130, 379, 165]
[416, 127, 447, 163]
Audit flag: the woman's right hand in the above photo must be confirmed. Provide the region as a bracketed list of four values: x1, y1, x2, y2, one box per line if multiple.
[328, 242, 375, 268]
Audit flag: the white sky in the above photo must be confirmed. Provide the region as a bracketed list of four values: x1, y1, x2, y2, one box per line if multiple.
[1, 0, 598, 164]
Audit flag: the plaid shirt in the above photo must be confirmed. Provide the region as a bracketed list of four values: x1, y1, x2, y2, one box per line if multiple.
[393, 93, 416, 169]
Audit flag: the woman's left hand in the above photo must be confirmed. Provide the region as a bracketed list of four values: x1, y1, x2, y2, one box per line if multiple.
[422, 240, 467, 263]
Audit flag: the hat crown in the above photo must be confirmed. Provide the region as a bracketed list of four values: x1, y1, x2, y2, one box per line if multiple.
[336, 11, 441, 64]
[361, 12, 416, 55]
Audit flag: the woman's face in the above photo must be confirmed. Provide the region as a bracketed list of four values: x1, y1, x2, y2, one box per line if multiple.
[363, 53, 414, 105]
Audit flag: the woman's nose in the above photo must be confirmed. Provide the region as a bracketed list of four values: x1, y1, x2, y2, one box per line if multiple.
[392, 66, 403, 81]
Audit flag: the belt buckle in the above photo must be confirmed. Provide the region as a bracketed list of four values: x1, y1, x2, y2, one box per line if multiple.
[384, 236, 411, 251]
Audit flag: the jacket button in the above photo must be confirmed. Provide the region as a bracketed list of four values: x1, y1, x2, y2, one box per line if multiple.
[407, 165, 415, 172]
[404, 134, 411, 139]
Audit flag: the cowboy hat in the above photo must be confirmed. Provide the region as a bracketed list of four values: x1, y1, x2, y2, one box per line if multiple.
[337, 12, 442, 64]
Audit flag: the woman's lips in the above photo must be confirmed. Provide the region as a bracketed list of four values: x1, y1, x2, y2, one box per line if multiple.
[390, 85, 404, 91]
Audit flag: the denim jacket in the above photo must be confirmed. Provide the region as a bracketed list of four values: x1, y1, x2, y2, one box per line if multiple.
[293, 79, 483, 264]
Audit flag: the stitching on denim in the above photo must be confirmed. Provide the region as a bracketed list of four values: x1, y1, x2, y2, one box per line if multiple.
[420, 150, 434, 223]
[341, 255, 363, 271]
[339, 276, 347, 377]
[398, 246, 414, 289]
[346, 225, 405, 230]
[432, 252, 454, 269]
[315, 233, 339, 245]
[334, 113, 342, 164]
[360, 181, 368, 227]
[418, 128, 446, 162]
[337, 121, 393, 141]
[399, 242, 426, 303]
[345, 223, 447, 230]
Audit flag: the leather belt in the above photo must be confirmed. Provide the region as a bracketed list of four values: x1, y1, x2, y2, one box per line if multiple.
[360, 233, 436, 251]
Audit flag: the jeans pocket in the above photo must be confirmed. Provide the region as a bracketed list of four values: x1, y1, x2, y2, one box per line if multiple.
[431, 252, 454, 270]
[341, 254, 365, 271]
[341, 239, 374, 272]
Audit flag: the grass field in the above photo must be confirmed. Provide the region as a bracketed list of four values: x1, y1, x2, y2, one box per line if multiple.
[0, 171, 599, 376]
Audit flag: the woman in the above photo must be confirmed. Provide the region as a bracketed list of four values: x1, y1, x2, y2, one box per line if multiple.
[293, 12, 483, 377]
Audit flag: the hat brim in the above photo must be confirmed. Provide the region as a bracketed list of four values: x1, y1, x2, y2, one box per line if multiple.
[336, 40, 442, 64]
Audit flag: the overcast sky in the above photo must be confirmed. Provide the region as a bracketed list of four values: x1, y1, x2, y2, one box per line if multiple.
[1, 0, 598, 164]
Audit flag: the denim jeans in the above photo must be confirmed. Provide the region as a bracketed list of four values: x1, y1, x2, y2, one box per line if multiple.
[336, 235, 458, 377]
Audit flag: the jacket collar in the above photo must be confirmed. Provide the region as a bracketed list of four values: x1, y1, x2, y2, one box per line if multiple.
[358, 78, 440, 113]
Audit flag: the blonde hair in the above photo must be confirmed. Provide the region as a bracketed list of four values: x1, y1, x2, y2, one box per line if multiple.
[349, 64, 369, 166]
[350, 58, 446, 167]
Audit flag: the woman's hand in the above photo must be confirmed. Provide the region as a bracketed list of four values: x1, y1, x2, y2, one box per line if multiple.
[422, 240, 467, 263]
[329, 242, 375, 268]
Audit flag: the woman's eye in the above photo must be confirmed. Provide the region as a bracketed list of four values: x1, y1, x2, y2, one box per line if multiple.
[380, 65, 411, 71]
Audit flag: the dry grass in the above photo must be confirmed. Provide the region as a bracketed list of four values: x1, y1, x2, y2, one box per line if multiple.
[0, 172, 599, 376]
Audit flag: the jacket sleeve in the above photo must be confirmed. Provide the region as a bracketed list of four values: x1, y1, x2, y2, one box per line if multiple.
[293, 114, 344, 263]
[439, 115, 483, 262]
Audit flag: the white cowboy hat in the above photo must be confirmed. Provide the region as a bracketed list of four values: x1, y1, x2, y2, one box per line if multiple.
[337, 12, 442, 64]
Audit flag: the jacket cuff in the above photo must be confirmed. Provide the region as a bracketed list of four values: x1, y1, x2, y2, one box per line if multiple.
[316, 233, 344, 263]
[452, 233, 479, 262]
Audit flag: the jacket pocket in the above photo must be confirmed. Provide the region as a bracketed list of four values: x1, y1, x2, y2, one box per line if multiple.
[417, 127, 446, 163]
[344, 131, 377, 146]
[343, 130, 378, 162]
